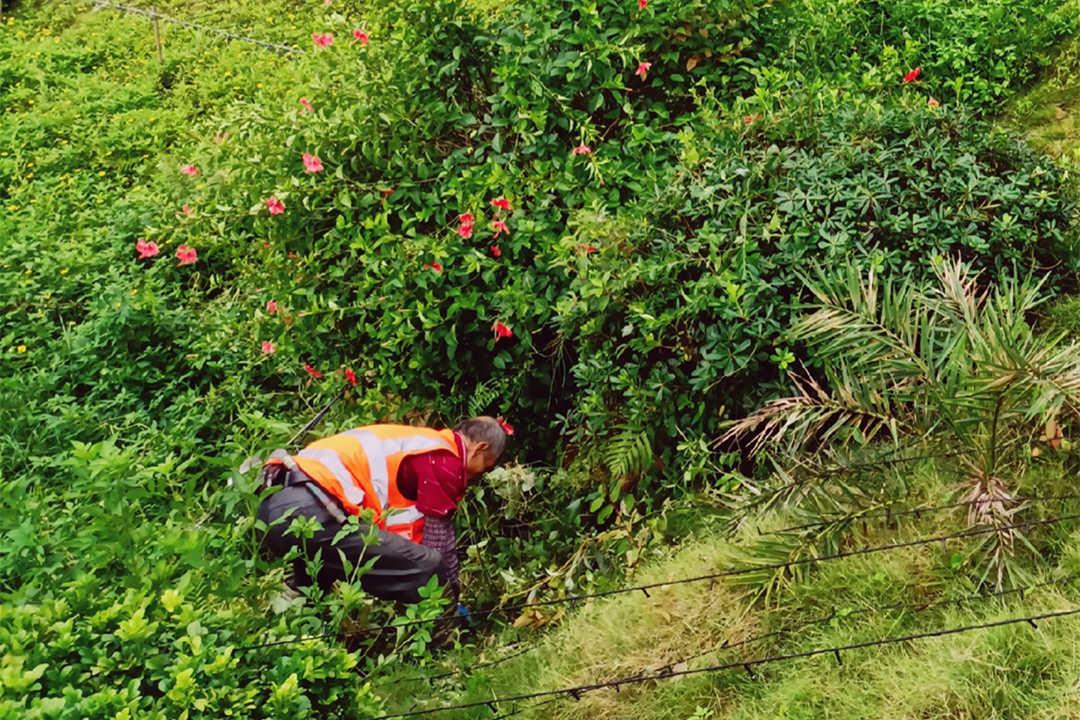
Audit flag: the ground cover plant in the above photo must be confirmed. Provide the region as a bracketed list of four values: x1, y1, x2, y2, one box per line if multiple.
[2, 0, 1080, 717]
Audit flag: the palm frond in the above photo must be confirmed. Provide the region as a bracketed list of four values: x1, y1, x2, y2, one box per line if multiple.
[720, 365, 910, 456]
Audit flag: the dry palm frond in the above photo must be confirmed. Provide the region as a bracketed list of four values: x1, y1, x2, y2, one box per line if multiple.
[720, 366, 910, 456]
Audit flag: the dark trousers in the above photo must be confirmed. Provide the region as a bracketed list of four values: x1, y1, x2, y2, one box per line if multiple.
[257, 484, 441, 603]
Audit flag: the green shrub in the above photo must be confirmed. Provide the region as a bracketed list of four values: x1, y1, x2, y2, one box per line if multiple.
[551, 100, 1077, 493]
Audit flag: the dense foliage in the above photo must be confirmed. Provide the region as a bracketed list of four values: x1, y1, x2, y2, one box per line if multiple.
[1, 0, 1078, 716]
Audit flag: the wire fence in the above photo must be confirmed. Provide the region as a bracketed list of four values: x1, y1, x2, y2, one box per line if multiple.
[91, 1, 301, 54]
[370, 450, 1042, 687]
[236, 508, 1080, 651]
[369, 606, 1080, 718]
[672, 571, 1080, 668]
[381, 571, 1080, 702]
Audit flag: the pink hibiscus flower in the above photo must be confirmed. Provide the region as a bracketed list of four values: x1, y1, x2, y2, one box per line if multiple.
[176, 244, 197, 265]
[266, 300, 278, 314]
[490, 245, 502, 258]
[490, 197, 512, 213]
[266, 196, 285, 215]
[352, 28, 369, 45]
[572, 144, 593, 156]
[261, 340, 276, 354]
[135, 238, 159, 259]
[302, 152, 324, 173]
[635, 61, 652, 80]
[312, 33, 334, 48]
[299, 97, 314, 112]
[180, 164, 199, 176]
[491, 219, 509, 237]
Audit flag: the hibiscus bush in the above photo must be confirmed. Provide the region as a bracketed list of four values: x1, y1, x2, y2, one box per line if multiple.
[2, 0, 1080, 716]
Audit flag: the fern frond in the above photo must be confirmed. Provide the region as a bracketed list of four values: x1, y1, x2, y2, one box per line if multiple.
[604, 426, 653, 479]
[467, 381, 500, 418]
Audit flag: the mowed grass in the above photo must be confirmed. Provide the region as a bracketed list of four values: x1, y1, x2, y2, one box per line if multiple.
[381, 463, 1080, 720]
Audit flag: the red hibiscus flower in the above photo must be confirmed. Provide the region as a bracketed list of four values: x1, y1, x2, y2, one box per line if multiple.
[176, 244, 197, 265]
[457, 212, 475, 239]
[261, 340, 276, 354]
[635, 61, 652, 79]
[496, 416, 515, 436]
[743, 113, 763, 125]
[299, 97, 314, 112]
[928, 96, 940, 108]
[490, 197, 512, 213]
[572, 144, 592, 156]
[902, 66, 921, 84]
[352, 28, 369, 45]
[303, 362, 323, 379]
[344, 367, 358, 387]
[180, 164, 199, 176]
[180, 204, 193, 216]
[135, 238, 159, 259]
[422, 262, 444, 273]
[302, 152, 324, 173]
[638, 0, 647, 8]
[266, 196, 285, 215]
[579, 244, 598, 254]
[492, 320, 513, 339]
[490, 244, 502, 257]
[312, 33, 334, 48]
[266, 300, 278, 314]
[491, 219, 509, 237]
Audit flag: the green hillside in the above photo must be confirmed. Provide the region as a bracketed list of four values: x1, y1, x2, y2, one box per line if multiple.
[2, 0, 1079, 718]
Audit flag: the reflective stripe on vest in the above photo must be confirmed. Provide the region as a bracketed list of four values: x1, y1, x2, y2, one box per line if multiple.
[275, 425, 459, 543]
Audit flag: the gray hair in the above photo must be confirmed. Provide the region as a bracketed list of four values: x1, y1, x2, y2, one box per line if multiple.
[454, 416, 507, 459]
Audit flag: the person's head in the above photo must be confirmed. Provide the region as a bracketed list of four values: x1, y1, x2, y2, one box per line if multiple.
[455, 416, 508, 480]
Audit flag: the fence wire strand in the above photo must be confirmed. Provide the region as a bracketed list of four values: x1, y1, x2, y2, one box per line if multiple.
[236, 508, 1080, 651]
[395, 572, 1080, 714]
[91, 1, 300, 54]
[369, 606, 1080, 719]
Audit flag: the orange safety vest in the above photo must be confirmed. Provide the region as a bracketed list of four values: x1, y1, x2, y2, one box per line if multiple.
[267, 425, 460, 543]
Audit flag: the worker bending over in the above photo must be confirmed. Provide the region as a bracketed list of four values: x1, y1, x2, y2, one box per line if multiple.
[257, 416, 508, 602]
